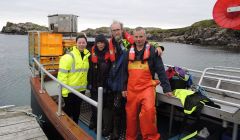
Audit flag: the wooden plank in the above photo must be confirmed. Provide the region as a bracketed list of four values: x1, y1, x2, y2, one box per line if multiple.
[0, 115, 35, 127]
[0, 128, 47, 140]
[0, 120, 39, 136]
[29, 136, 49, 140]
[0, 106, 32, 119]
[0, 106, 47, 139]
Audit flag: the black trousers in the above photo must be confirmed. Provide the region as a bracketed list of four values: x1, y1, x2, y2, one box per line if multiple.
[90, 90, 114, 129]
[63, 91, 85, 124]
[112, 91, 126, 129]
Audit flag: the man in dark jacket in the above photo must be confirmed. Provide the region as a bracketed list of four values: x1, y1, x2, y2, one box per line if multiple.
[108, 21, 164, 139]
[123, 27, 172, 140]
[107, 21, 131, 139]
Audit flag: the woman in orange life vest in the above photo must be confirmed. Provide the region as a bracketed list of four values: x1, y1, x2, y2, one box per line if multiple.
[87, 34, 112, 136]
[123, 27, 172, 140]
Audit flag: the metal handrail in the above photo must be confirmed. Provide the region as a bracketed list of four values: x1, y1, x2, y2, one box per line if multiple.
[198, 67, 240, 107]
[165, 64, 240, 80]
[164, 64, 240, 140]
[214, 66, 240, 71]
[165, 65, 240, 107]
[203, 75, 240, 84]
[33, 58, 103, 140]
[199, 67, 240, 85]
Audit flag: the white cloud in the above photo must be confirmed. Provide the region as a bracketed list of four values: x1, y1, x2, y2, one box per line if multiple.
[0, 0, 217, 31]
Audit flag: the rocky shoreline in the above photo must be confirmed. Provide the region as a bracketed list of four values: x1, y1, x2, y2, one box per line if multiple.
[82, 20, 240, 48]
[156, 28, 240, 48]
[1, 20, 240, 48]
[1, 22, 48, 35]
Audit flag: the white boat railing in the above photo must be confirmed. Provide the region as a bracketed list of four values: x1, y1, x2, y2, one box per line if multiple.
[164, 64, 240, 140]
[199, 67, 240, 106]
[32, 57, 103, 140]
[199, 67, 240, 140]
[165, 64, 240, 107]
[214, 66, 240, 71]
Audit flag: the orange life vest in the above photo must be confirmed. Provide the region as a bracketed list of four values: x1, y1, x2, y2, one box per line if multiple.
[91, 46, 110, 63]
[124, 31, 134, 44]
[109, 31, 134, 62]
[129, 44, 151, 61]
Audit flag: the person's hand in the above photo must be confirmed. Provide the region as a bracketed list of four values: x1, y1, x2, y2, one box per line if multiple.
[122, 91, 127, 98]
[155, 47, 163, 56]
[165, 92, 173, 97]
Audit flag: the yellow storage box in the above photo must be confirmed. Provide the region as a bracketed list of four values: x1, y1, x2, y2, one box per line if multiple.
[62, 39, 76, 48]
[34, 32, 63, 56]
[39, 56, 60, 70]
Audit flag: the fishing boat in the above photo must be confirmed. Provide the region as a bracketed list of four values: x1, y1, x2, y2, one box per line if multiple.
[30, 60, 240, 140]
[29, 1, 240, 139]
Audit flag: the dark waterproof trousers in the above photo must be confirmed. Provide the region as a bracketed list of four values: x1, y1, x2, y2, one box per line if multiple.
[90, 90, 114, 132]
[110, 91, 126, 139]
[63, 91, 85, 124]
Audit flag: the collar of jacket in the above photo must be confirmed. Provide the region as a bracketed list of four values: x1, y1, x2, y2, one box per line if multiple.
[72, 46, 90, 56]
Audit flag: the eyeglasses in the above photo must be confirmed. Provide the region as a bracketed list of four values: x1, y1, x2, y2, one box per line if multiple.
[111, 28, 121, 32]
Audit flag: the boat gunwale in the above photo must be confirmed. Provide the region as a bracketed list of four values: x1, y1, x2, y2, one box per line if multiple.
[30, 77, 93, 140]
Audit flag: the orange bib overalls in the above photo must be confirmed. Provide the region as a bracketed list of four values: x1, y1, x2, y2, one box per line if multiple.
[126, 60, 160, 140]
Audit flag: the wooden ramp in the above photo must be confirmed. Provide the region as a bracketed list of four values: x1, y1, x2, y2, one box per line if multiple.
[0, 106, 48, 140]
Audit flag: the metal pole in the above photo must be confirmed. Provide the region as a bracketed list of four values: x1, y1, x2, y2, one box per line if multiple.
[40, 68, 44, 93]
[34, 56, 98, 107]
[57, 84, 63, 116]
[96, 87, 103, 140]
[232, 123, 238, 140]
[216, 79, 221, 89]
[38, 32, 40, 62]
[33, 58, 36, 77]
[169, 105, 174, 137]
[198, 68, 210, 85]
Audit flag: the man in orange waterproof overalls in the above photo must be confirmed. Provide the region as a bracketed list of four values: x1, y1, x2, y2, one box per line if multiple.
[123, 27, 172, 140]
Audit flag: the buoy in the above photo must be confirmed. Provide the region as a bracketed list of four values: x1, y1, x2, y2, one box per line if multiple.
[213, 0, 240, 30]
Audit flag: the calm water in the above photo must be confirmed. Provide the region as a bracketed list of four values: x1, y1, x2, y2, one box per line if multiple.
[162, 42, 240, 70]
[0, 34, 30, 106]
[0, 34, 239, 106]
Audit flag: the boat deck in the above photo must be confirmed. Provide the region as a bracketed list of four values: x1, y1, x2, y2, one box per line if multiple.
[0, 106, 48, 140]
[44, 80, 126, 140]
[40, 66, 240, 140]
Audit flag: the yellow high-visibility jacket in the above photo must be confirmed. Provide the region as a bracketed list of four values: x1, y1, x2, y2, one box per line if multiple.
[57, 46, 90, 97]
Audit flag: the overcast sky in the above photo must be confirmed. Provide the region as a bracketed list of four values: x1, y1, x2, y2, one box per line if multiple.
[0, 0, 217, 31]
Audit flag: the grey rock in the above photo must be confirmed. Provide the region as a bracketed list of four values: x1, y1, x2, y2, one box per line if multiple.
[1, 22, 49, 35]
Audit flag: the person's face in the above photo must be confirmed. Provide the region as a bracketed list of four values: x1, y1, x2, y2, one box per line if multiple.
[76, 38, 87, 51]
[111, 23, 123, 42]
[133, 29, 146, 47]
[97, 42, 105, 51]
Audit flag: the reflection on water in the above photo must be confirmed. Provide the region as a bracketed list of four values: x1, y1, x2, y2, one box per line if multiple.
[0, 34, 239, 106]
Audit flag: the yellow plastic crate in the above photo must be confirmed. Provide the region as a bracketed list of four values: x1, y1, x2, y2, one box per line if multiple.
[39, 56, 60, 70]
[34, 32, 63, 56]
[62, 39, 76, 48]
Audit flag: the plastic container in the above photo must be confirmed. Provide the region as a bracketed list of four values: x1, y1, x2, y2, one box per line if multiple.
[38, 56, 61, 70]
[62, 39, 76, 48]
[34, 32, 63, 56]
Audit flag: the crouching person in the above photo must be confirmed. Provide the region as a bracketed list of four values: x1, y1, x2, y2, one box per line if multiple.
[123, 27, 172, 140]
